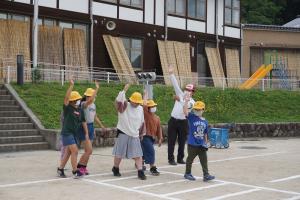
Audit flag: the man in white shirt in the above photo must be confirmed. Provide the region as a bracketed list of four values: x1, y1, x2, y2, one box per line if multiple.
[168, 65, 195, 165]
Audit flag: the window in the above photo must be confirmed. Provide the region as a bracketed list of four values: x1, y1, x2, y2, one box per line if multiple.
[225, 0, 240, 26]
[120, 0, 143, 9]
[0, 13, 7, 19]
[188, 0, 206, 20]
[167, 0, 186, 16]
[121, 37, 143, 69]
[100, 0, 117, 3]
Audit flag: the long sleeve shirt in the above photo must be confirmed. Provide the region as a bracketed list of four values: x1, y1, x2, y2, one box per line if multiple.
[170, 74, 195, 120]
[115, 91, 145, 137]
[143, 105, 162, 140]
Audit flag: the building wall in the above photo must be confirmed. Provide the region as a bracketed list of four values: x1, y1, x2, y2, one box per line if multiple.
[242, 29, 300, 78]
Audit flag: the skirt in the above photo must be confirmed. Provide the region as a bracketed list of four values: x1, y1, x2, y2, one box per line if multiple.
[112, 132, 143, 159]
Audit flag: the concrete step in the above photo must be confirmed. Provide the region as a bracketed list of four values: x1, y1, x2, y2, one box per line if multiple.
[0, 105, 20, 111]
[0, 95, 12, 100]
[0, 117, 30, 124]
[0, 142, 49, 152]
[0, 135, 44, 144]
[0, 129, 39, 137]
[0, 111, 24, 117]
[0, 90, 7, 95]
[0, 123, 34, 130]
[0, 100, 16, 105]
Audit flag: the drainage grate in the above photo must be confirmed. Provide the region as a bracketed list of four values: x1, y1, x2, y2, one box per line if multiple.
[239, 146, 267, 150]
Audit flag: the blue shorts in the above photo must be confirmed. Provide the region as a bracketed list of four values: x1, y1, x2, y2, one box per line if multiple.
[78, 123, 95, 141]
[141, 136, 155, 164]
[61, 134, 78, 146]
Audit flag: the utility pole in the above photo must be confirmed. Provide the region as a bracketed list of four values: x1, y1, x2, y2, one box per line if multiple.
[32, 0, 39, 68]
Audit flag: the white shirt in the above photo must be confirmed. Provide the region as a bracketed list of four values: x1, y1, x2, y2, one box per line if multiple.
[115, 91, 145, 137]
[170, 74, 195, 120]
[82, 102, 96, 124]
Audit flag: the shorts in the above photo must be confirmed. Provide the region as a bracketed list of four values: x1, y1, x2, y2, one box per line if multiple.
[78, 123, 95, 141]
[112, 131, 143, 159]
[61, 134, 78, 146]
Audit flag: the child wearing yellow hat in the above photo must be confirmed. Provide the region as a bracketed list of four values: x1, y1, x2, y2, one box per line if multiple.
[183, 99, 215, 181]
[57, 80, 88, 178]
[141, 93, 163, 176]
[77, 81, 103, 175]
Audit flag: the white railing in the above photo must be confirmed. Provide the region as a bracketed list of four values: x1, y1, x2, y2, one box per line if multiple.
[1, 61, 299, 91]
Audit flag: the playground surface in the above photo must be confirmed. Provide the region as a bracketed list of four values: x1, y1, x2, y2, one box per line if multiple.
[0, 137, 299, 200]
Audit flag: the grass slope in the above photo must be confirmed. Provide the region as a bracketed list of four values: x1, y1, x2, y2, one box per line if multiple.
[12, 82, 300, 129]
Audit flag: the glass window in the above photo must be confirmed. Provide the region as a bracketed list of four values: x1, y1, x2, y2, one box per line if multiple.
[44, 19, 55, 26]
[121, 37, 143, 69]
[59, 21, 72, 29]
[167, 0, 186, 16]
[224, 0, 240, 26]
[101, 0, 117, 3]
[0, 13, 7, 19]
[120, 0, 143, 8]
[188, 0, 206, 20]
[11, 14, 25, 21]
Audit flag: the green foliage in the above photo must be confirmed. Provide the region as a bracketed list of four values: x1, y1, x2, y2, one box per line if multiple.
[12, 82, 300, 129]
[31, 65, 42, 83]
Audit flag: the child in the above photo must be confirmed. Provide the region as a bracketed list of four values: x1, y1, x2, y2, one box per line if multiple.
[183, 99, 215, 181]
[77, 81, 105, 175]
[141, 97, 163, 176]
[57, 80, 89, 178]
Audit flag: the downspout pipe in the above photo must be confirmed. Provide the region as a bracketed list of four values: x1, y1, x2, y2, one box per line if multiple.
[215, 0, 219, 49]
[32, 0, 39, 69]
[164, 0, 168, 41]
[90, 0, 94, 80]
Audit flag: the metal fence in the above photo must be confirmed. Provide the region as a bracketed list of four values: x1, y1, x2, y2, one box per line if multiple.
[1, 61, 300, 91]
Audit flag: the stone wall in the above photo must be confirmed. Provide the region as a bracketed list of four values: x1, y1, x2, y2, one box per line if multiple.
[45, 123, 300, 150]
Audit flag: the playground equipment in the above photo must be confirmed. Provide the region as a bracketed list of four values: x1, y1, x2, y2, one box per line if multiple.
[239, 64, 273, 89]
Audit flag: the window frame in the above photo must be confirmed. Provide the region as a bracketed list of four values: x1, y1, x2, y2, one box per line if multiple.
[224, 0, 240, 27]
[167, 0, 187, 17]
[119, 0, 144, 9]
[121, 37, 143, 70]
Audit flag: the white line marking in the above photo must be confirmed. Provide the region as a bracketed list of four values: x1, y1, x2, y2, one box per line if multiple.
[82, 178, 181, 200]
[283, 196, 300, 200]
[269, 175, 300, 183]
[162, 183, 229, 197]
[98, 175, 137, 183]
[208, 152, 285, 163]
[0, 151, 285, 188]
[131, 179, 187, 189]
[205, 188, 261, 200]
[160, 171, 300, 196]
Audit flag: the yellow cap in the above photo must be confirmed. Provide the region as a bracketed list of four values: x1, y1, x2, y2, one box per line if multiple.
[129, 92, 143, 104]
[84, 88, 95, 97]
[146, 100, 157, 107]
[69, 91, 82, 101]
[193, 101, 205, 110]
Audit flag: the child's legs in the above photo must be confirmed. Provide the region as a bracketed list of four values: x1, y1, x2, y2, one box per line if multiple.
[198, 147, 209, 176]
[59, 147, 71, 169]
[141, 136, 155, 166]
[69, 144, 79, 171]
[79, 139, 93, 165]
[133, 156, 143, 170]
[185, 145, 198, 174]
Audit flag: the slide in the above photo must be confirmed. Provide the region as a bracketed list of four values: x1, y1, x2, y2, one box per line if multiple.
[239, 64, 273, 89]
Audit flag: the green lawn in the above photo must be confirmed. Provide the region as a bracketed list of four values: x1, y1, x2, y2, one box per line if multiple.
[12, 82, 300, 129]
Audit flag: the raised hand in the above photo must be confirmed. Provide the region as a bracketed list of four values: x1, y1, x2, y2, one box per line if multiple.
[168, 64, 174, 74]
[70, 79, 74, 86]
[123, 83, 130, 92]
[95, 80, 99, 89]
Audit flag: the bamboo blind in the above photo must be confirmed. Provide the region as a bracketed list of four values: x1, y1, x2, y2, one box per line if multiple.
[63, 28, 88, 80]
[0, 19, 31, 80]
[157, 40, 192, 86]
[205, 46, 226, 87]
[102, 35, 136, 84]
[225, 48, 241, 88]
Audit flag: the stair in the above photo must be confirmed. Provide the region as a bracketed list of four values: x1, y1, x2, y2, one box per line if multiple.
[0, 85, 49, 152]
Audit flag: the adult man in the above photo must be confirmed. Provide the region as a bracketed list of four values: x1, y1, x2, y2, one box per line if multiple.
[168, 65, 195, 165]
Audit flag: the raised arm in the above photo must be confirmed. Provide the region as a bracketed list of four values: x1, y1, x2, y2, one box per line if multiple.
[183, 93, 191, 116]
[84, 81, 99, 108]
[169, 65, 183, 96]
[64, 80, 74, 106]
[115, 84, 130, 113]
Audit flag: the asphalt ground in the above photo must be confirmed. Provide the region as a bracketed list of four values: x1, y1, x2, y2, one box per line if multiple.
[0, 137, 299, 200]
